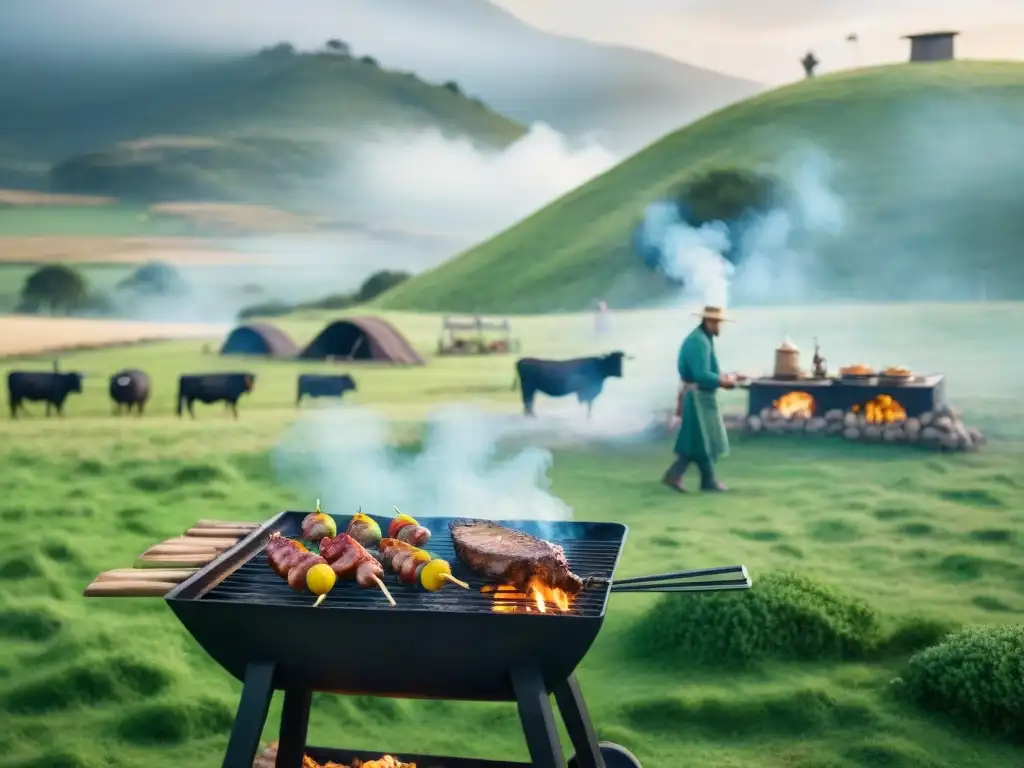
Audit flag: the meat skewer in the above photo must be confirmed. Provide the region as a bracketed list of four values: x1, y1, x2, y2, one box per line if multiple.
[347, 510, 383, 549]
[319, 533, 396, 607]
[377, 538, 469, 592]
[300, 499, 338, 541]
[265, 533, 337, 607]
[387, 507, 431, 547]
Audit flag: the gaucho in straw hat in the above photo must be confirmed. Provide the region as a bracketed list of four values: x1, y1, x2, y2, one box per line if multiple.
[662, 305, 737, 493]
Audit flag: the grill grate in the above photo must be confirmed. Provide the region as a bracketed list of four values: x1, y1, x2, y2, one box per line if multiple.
[198, 517, 620, 618]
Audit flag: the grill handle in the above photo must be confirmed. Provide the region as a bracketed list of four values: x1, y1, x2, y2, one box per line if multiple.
[586, 564, 752, 594]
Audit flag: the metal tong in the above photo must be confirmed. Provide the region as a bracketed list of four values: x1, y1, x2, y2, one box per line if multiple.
[585, 564, 752, 594]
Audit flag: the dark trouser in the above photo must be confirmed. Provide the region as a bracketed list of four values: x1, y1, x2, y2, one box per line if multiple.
[664, 455, 717, 489]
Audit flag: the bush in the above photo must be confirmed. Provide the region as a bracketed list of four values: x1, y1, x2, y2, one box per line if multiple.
[236, 300, 295, 320]
[443, 80, 461, 95]
[901, 625, 1024, 741]
[630, 571, 882, 666]
[356, 269, 409, 301]
[16, 264, 89, 314]
[676, 167, 781, 228]
[116, 261, 187, 296]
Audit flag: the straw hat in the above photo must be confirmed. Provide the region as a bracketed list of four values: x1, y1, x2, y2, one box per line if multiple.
[693, 305, 733, 322]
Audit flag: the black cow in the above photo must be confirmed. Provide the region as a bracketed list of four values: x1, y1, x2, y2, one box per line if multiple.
[513, 352, 627, 418]
[176, 372, 255, 419]
[7, 371, 84, 418]
[296, 374, 357, 406]
[109, 369, 151, 416]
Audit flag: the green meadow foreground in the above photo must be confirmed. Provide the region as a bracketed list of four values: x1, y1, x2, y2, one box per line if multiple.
[0, 303, 1021, 767]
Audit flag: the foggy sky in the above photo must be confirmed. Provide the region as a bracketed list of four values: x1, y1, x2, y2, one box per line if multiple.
[500, 0, 1024, 81]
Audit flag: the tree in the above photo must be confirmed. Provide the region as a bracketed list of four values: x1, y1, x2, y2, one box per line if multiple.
[257, 42, 297, 60]
[356, 270, 410, 302]
[442, 80, 461, 95]
[676, 168, 780, 229]
[360, 55, 378, 67]
[324, 39, 351, 56]
[17, 264, 89, 314]
[116, 261, 187, 296]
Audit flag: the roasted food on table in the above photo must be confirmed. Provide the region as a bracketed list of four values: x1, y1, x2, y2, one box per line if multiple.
[377, 537, 469, 591]
[301, 499, 338, 541]
[449, 518, 583, 595]
[882, 366, 912, 378]
[265, 533, 336, 607]
[253, 742, 416, 768]
[319, 533, 396, 606]
[347, 510, 383, 549]
[387, 508, 431, 547]
[839, 363, 875, 376]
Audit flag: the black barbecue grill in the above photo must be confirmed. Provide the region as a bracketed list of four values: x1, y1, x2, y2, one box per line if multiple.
[166, 511, 751, 768]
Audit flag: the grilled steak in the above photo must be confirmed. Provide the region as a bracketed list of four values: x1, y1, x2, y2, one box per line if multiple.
[449, 518, 584, 595]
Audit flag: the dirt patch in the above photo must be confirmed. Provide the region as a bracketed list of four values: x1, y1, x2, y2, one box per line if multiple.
[0, 237, 268, 265]
[151, 202, 320, 233]
[0, 190, 116, 206]
[0, 316, 226, 357]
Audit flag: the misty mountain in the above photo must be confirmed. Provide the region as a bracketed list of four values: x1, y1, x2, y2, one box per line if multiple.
[0, 0, 762, 154]
[0, 48, 524, 201]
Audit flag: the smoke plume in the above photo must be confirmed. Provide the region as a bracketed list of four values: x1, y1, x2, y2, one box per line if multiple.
[636, 146, 846, 310]
[272, 405, 574, 524]
[338, 123, 618, 238]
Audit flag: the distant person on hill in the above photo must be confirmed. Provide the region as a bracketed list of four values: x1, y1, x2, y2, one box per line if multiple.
[594, 300, 609, 335]
[662, 306, 737, 493]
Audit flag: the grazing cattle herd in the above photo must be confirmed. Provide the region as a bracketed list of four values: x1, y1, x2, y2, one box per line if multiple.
[4, 352, 630, 419]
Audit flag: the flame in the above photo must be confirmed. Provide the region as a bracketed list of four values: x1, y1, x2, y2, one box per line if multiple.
[773, 391, 815, 419]
[852, 394, 907, 424]
[484, 579, 573, 614]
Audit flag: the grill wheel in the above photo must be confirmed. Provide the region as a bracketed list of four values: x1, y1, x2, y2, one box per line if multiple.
[569, 741, 643, 768]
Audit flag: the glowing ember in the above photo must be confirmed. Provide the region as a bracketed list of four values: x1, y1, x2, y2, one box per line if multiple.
[773, 391, 815, 418]
[483, 579, 573, 614]
[852, 394, 907, 424]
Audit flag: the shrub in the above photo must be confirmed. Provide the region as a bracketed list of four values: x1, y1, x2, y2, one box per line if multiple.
[630, 571, 882, 666]
[676, 167, 781, 228]
[901, 625, 1024, 741]
[116, 261, 187, 296]
[443, 80, 461, 95]
[356, 269, 410, 301]
[236, 300, 295, 320]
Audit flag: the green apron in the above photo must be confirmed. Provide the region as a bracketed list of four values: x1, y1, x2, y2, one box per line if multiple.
[673, 326, 730, 462]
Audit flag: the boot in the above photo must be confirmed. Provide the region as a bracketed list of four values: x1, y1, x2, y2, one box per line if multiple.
[662, 457, 690, 493]
[698, 459, 728, 492]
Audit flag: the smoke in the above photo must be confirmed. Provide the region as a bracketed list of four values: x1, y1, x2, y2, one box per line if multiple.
[273, 405, 574, 525]
[636, 146, 846, 311]
[338, 123, 618, 238]
[108, 125, 618, 324]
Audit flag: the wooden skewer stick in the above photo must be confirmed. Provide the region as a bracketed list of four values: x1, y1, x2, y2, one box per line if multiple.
[193, 520, 260, 529]
[313, 593, 328, 608]
[371, 575, 396, 607]
[96, 568, 197, 582]
[136, 554, 215, 567]
[441, 573, 470, 589]
[84, 580, 179, 597]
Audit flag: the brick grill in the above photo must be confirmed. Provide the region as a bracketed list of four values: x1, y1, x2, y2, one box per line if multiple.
[746, 375, 947, 418]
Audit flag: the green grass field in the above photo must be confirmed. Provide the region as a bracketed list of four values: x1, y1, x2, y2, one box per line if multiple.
[379, 61, 1024, 312]
[0, 303, 1021, 767]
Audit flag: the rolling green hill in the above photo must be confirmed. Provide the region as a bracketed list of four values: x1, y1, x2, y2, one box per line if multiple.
[1, 46, 524, 203]
[377, 61, 1024, 312]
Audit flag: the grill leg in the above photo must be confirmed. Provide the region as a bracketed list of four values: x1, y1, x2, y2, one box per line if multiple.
[222, 662, 275, 768]
[554, 675, 605, 768]
[276, 689, 312, 768]
[511, 667, 566, 768]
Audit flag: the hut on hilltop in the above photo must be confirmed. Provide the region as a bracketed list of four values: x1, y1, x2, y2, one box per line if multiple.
[299, 316, 424, 365]
[220, 322, 299, 357]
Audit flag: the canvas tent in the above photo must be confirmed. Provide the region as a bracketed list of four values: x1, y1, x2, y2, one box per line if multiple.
[299, 316, 424, 365]
[220, 322, 299, 357]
